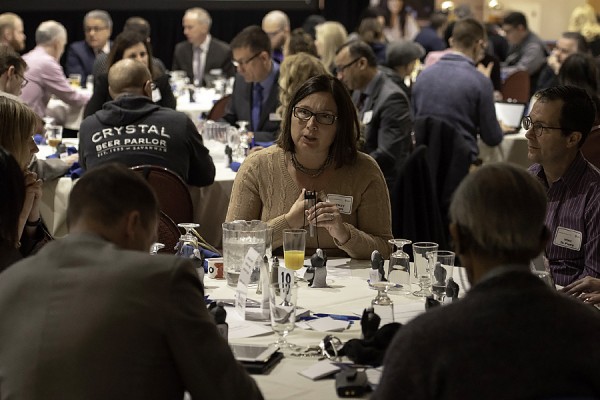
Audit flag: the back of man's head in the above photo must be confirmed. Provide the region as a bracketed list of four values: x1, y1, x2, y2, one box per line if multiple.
[123, 16, 151, 40]
[0, 44, 26, 76]
[230, 25, 272, 55]
[535, 85, 596, 146]
[67, 163, 158, 236]
[503, 11, 528, 30]
[35, 20, 66, 46]
[108, 58, 152, 98]
[262, 10, 290, 30]
[451, 18, 486, 50]
[450, 163, 547, 266]
[430, 11, 448, 30]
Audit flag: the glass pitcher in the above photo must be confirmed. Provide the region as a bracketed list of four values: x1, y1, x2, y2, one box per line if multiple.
[222, 220, 268, 287]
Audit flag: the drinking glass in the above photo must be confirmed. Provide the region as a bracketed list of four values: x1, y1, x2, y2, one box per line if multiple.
[388, 238, 412, 295]
[68, 73, 81, 88]
[370, 281, 396, 326]
[530, 252, 554, 288]
[176, 223, 203, 278]
[269, 282, 298, 349]
[46, 125, 63, 150]
[412, 242, 439, 297]
[86, 75, 94, 91]
[427, 250, 455, 301]
[283, 229, 306, 271]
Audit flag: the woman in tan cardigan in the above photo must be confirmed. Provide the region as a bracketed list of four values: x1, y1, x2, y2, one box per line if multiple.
[226, 75, 392, 259]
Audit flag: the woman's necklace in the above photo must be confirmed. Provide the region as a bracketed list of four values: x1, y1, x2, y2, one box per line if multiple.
[291, 152, 332, 178]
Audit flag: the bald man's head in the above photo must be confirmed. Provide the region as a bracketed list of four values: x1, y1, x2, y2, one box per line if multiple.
[108, 59, 152, 99]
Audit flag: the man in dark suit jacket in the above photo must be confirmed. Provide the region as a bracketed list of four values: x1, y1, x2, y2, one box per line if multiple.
[171, 7, 234, 86]
[65, 9, 113, 78]
[374, 164, 600, 400]
[222, 25, 281, 143]
[0, 164, 263, 400]
[335, 40, 412, 188]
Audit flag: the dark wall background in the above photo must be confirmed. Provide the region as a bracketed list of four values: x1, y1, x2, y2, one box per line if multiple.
[4, 0, 369, 70]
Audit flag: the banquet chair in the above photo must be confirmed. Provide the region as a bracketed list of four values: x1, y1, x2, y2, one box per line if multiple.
[207, 94, 231, 121]
[501, 70, 530, 103]
[582, 129, 600, 169]
[414, 115, 471, 245]
[391, 145, 448, 254]
[131, 165, 194, 225]
[158, 211, 181, 254]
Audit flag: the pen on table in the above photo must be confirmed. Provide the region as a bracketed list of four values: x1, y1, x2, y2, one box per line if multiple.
[299, 313, 361, 322]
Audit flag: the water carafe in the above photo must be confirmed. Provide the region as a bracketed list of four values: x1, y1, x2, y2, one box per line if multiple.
[222, 220, 268, 287]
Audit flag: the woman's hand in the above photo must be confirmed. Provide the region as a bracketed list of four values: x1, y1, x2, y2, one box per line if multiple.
[285, 189, 308, 229]
[562, 276, 600, 305]
[19, 171, 43, 234]
[305, 201, 350, 244]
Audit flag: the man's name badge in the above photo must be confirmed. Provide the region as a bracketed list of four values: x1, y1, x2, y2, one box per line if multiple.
[553, 227, 582, 251]
[362, 110, 373, 125]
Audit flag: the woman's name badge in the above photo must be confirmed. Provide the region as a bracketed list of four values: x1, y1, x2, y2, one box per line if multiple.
[327, 194, 353, 214]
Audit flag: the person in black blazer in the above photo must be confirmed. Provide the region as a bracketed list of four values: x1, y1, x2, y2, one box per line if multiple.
[84, 31, 176, 118]
[171, 7, 234, 85]
[222, 25, 281, 143]
[336, 40, 412, 189]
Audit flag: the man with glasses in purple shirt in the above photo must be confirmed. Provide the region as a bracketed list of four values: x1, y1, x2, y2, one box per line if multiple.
[524, 85, 600, 286]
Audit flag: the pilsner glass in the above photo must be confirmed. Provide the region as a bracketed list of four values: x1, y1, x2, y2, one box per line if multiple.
[412, 242, 438, 297]
[269, 282, 298, 350]
[388, 239, 412, 295]
[370, 281, 396, 326]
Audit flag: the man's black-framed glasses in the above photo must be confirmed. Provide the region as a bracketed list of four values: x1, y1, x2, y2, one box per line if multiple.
[334, 58, 361, 74]
[293, 106, 338, 125]
[521, 116, 569, 137]
[232, 52, 261, 68]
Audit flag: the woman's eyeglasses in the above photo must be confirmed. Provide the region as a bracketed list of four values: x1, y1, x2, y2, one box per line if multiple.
[293, 106, 337, 125]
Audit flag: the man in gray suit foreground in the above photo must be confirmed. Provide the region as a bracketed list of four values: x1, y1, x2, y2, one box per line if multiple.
[0, 164, 263, 400]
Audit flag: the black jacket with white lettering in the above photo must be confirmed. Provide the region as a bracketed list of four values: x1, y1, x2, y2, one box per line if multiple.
[79, 95, 215, 187]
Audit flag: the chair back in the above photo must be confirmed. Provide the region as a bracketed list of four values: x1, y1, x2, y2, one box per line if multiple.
[207, 94, 231, 121]
[131, 165, 193, 225]
[158, 211, 181, 254]
[582, 130, 600, 169]
[413, 116, 471, 240]
[391, 145, 448, 252]
[501, 70, 530, 103]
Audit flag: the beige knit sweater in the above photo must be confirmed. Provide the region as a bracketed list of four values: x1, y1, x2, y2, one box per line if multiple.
[225, 146, 393, 259]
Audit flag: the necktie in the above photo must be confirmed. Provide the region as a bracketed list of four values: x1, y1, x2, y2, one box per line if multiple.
[252, 83, 264, 132]
[194, 47, 204, 85]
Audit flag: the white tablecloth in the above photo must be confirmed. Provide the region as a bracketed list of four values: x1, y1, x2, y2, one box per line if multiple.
[38, 140, 237, 243]
[45, 88, 219, 132]
[478, 131, 531, 169]
[206, 259, 469, 399]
